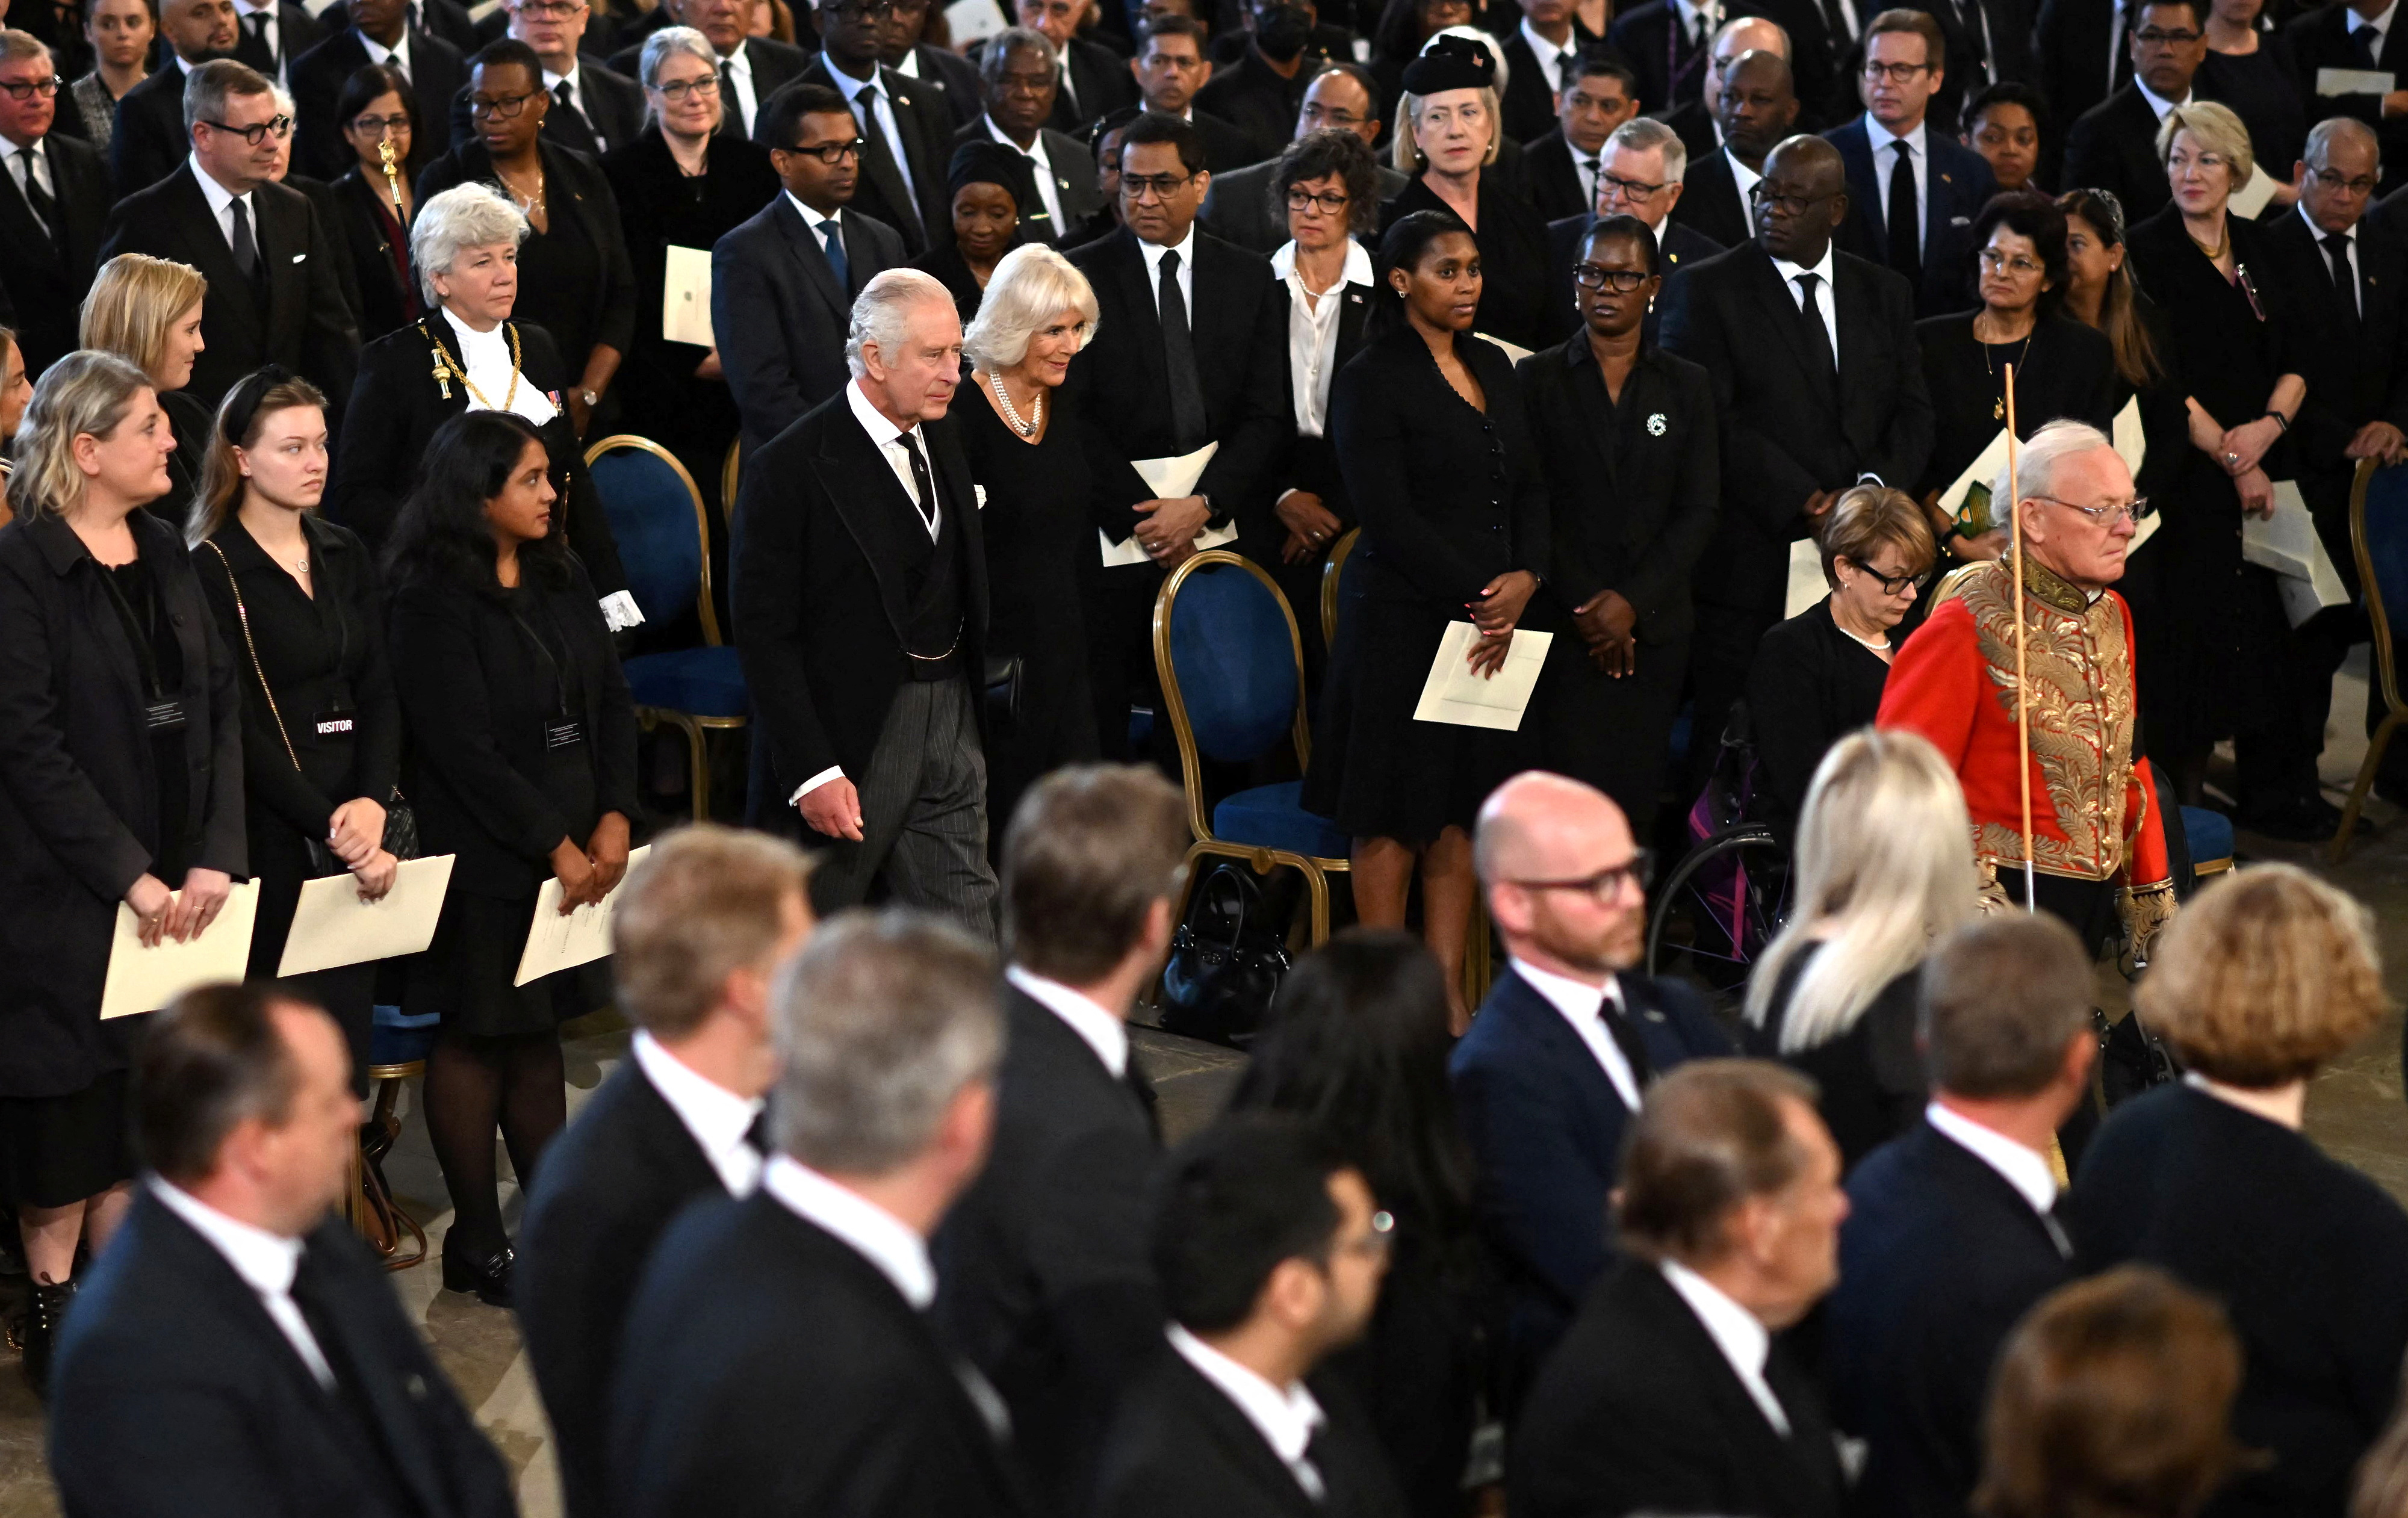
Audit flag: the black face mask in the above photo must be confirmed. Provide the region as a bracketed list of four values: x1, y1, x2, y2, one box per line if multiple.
[1253, 3, 1314, 60]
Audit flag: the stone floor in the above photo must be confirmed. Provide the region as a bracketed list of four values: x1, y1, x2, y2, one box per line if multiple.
[3, 656, 2407, 1515]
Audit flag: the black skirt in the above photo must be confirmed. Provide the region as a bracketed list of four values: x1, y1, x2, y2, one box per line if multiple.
[405, 886, 613, 1039]
[0, 1070, 134, 1209]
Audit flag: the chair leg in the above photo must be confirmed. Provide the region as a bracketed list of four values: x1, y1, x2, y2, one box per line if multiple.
[685, 722, 712, 823]
[1305, 866, 1329, 946]
[2330, 711, 2403, 865]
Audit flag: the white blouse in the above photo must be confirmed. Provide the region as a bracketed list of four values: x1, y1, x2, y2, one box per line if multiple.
[1270, 238, 1375, 441]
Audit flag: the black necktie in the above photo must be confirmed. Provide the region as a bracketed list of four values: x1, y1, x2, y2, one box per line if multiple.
[15, 147, 55, 246]
[1793, 270, 1835, 379]
[1886, 139, 1919, 281]
[896, 428, 939, 535]
[1600, 996, 1655, 1097]
[1581, 155, 1601, 207]
[2324, 231, 2361, 323]
[819, 216, 851, 290]
[229, 196, 263, 290]
[1158, 248, 1209, 452]
[855, 83, 923, 241]
[2355, 20, 2383, 67]
[743, 1108, 772, 1156]
[237, 8, 278, 73]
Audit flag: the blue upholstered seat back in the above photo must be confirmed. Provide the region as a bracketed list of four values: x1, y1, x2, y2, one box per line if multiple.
[589, 444, 703, 627]
[1168, 563, 1300, 764]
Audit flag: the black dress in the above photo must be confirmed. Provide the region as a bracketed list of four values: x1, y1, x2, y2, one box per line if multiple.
[193, 515, 400, 1090]
[1751, 940, 1924, 1173]
[1306, 325, 1550, 843]
[1743, 595, 1895, 843]
[1913, 313, 2120, 501]
[2200, 45, 2307, 195]
[2065, 1083, 2408, 1518]
[958, 387, 1097, 841]
[1382, 172, 1557, 352]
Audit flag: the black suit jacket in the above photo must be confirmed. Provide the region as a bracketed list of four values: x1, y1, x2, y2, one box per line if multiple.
[232, 1, 327, 82]
[2285, 2, 2408, 188]
[913, 42, 989, 127]
[731, 387, 989, 795]
[444, 58, 645, 159]
[1543, 211, 1721, 342]
[291, 27, 468, 182]
[1056, 33, 1142, 133]
[0, 131, 111, 376]
[1501, 33, 1574, 145]
[1511, 1257, 1847, 1518]
[329, 166, 421, 341]
[934, 984, 1162, 1510]
[1064, 226, 1290, 542]
[2062, 84, 2171, 224]
[2034, 0, 2129, 142]
[1193, 45, 1313, 162]
[1828, 116, 1999, 316]
[1658, 240, 1934, 616]
[49, 1191, 515, 1518]
[2260, 206, 2408, 480]
[1829, 1120, 2075, 1518]
[1093, 1351, 1405, 1518]
[1608, 0, 1716, 112]
[1522, 128, 1593, 223]
[712, 196, 908, 460]
[777, 56, 954, 252]
[108, 55, 197, 196]
[1667, 142, 1753, 249]
[98, 163, 363, 411]
[520, 1058, 733, 1518]
[948, 118, 1109, 245]
[612, 1189, 1026, 1518]
[1663, 97, 1718, 161]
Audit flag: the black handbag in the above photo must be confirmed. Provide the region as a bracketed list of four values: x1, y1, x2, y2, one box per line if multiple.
[1159, 861, 1295, 1049]
[983, 652, 1023, 736]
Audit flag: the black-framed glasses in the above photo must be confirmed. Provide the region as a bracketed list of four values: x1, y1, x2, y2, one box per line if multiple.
[509, 0, 586, 14]
[347, 111, 412, 135]
[653, 75, 721, 101]
[1860, 60, 1932, 81]
[2033, 494, 2153, 525]
[0, 75, 62, 100]
[1840, 556, 1921, 594]
[1599, 170, 1665, 201]
[1507, 849, 1656, 901]
[1299, 100, 1367, 128]
[780, 136, 864, 162]
[2132, 25, 2202, 43]
[1572, 263, 1651, 292]
[199, 113, 294, 144]
[1122, 171, 1195, 200]
[1286, 186, 1348, 212]
[1748, 182, 1837, 215]
[469, 90, 540, 117]
[2313, 167, 2379, 196]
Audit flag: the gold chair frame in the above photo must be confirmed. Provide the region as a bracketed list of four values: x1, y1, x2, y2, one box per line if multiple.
[2332, 457, 2398, 863]
[1320, 526, 1360, 652]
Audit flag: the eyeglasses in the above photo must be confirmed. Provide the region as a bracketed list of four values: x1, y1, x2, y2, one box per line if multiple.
[1600, 170, 1665, 201]
[2313, 167, 2379, 196]
[2132, 25, 2202, 43]
[509, 0, 587, 14]
[1841, 556, 1921, 595]
[2033, 494, 2154, 525]
[1572, 263, 1651, 292]
[1507, 849, 1656, 902]
[199, 113, 294, 144]
[469, 90, 541, 117]
[347, 112, 412, 135]
[1976, 247, 2044, 276]
[653, 74, 721, 100]
[1122, 171, 1196, 200]
[824, 0, 896, 17]
[1286, 186, 1348, 212]
[1299, 101, 1367, 128]
[0, 75, 62, 100]
[1860, 60, 1932, 81]
[781, 137, 864, 162]
[1749, 183, 1837, 216]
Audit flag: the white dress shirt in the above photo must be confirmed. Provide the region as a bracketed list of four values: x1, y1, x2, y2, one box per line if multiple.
[359, 26, 414, 81]
[1166, 1325, 1329, 1499]
[148, 1176, 335, 1389]
[2354, 0, 2400, 55]
[2302, 200, 2362, 305]
[1724, 143, 1760, 226]
[1005, 964, 1129, 1077]
[1519, 15, 1575, 99]
[190, 152, 263, 261]
[1672, 0, 1721, 48]
[1509, 956, 1642, 1111]
[1, 137, 54, 231]
[235, 0, 290, 80]
[719, 40, 759, 135]
[826, 54, 921, 214]
[1659, 1259, 1790, 1435]
[759, 1154, 937, 1307]
[1771, 240, 1840, 370]
[1925, 1100, 2069, 1256]
[1137, 222, 1198, 318]
[1270, 237, 1373, 442]
[2135, 79, 2192, 122]
[632, 1030, 766, 1197]
[1864, 113, 1929, 259]
[986, 114, 1067, 238]
[545, 62, 606, 151]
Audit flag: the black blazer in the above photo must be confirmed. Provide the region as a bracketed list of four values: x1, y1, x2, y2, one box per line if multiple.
[1607, 0, 1716, 112]
[329, 166, 422, 341]
[1744, 596, 1895, 838]
[2034, 0, 2128, 145]
[0, 512, 245, 1099]
[1828, 117, 2000, 317]
[934, 984, 1162, 1510]
[2258, 207, 2408, 479]
[1521, 128, 1592, 224]
[1829, 1119, 2075, 1518]
[519, 1058, 732, 1518]
[97, 163, 365, 412]
[291, 26, 468, 182]
[107, 55, 196, 196]
[0, 131, 110, 376]
[49, 1191, 515, 1518]
[327, 315, 628, 596]
[447, 58, 647, 158]
[1501, 34, 1573, 146]
[1057, 33, 1143, 134]
[2062, 85, 2172, 225]
[946, 119, 1109, 246]
[730, 388, 990, 792]
[781, 56, 955, 253]
[417, 137, 641, 371]
[1511, 1257, 1847, 1518]
[1542, 211, 1721, 344]
[1063, 226, 1291, 542]
[1666, 143, 1754, 250]
[1198, 157, 1409, 254]
[1658, 239, 1934, 616]
[285, 170, 365, 330]
[610, 1189, 1027, 1518]
[1092, 1351, 1406, 1518]
[385, 560, 640, 897]
[1192, 44, 1313, 162]
[2284, 1, 2408, 189]
[711, 195, 910, 462]
[913, 41, 989, 128]
[1752, 943, 1925, 1170]
[1519, 337, 1721, 644]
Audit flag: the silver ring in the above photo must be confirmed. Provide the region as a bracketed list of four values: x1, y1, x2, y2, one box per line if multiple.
[2225, 452, 2239, 463]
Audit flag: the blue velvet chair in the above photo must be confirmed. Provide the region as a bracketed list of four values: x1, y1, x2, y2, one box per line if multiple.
[354, 1003, 439, 1269]
[2180, 805, 2233, 879]
[585, 435, 748, 821]
[1153, 550, 1350, 943]
[2333, 459, 2408, 861]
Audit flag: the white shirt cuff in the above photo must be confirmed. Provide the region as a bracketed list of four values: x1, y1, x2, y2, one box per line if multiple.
[789, 766, 845, 805]
[599, 590, 646, 631]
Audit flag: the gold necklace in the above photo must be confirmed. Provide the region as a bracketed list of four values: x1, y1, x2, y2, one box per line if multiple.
[1979, 322, 2037, 420]
[494, 164, 545, 218]
[427, 321, 523, 413]
[2188, 218, 2227, 261]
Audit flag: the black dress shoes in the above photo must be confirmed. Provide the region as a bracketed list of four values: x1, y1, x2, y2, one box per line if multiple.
[21, 1273, 76, 1400]
[441, 1239, 514, 1307]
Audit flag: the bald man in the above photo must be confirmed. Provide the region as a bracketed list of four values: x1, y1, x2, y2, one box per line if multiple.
[1661, 14, 1811, 164]
[1449, 770, 1734, 1407]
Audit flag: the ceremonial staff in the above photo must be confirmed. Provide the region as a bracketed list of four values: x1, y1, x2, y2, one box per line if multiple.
[379, 138, 407, 225]
[2003, 363, 2036, 914]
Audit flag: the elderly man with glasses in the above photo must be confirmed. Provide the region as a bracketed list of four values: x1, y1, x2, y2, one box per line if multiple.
[1879, 419, 2175, 955]
[0, 27, 111, 377]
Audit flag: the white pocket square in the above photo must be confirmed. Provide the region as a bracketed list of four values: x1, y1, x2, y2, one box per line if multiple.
[291, 252, 306, 261]
[975, 483, 988, 510]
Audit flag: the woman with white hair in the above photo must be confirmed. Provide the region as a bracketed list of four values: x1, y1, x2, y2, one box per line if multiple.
[1745, 727, 1980, 1169]
[961, 243, 1103, 839]
[326, 180, 637, 628]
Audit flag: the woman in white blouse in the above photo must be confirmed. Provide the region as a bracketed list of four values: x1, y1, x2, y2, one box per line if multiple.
[327, 182, 639, 629]
[1249, 127, 1383, 675]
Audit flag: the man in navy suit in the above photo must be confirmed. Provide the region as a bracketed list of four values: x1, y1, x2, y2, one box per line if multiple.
[1450, 770, 1734, 1404]
[1826, 7, 1995, 316]
[1827, 913, 2094, 1518]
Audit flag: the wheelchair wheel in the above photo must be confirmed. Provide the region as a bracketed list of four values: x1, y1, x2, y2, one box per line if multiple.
[1645, 825, 1792, 990]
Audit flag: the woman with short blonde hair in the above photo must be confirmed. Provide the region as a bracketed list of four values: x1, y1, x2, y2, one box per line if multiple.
[963, 243, 1101, 373]
[80, 254, 213, 510]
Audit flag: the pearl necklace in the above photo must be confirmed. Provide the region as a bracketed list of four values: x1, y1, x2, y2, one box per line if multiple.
[988, 369, 1043, 438]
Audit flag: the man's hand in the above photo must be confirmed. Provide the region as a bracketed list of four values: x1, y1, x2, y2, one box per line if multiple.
[1134, 495, 1209, 558]
[1471, 571, 1537, 636]
[2383, 87, 2408, 118]
[586, 811, 632, 896]
[1274, 490, 1342, 556]
[1804, 488, 1835, 524]
[565, 391, 592, 437]
[799, 778, 866, 841]
[2236, 465, 2277, 519]
[2347, 420, 2408, 465]
[163, 868, 233, 943]
[1950, 527, 2010, 562]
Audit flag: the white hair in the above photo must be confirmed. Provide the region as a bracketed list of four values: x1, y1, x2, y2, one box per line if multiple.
[964, 245, 1100, 371]
[845, 268, 956, 378]
[409, 182, 530, 305]
[1995, 418, 2117, 515]
[1607, 116, 1687, 184]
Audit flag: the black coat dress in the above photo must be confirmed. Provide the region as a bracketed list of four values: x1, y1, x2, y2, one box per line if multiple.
[1383, 171, 1557, 352]
[330, 166, 424, 343]
[1305, 326, 1550, 843]
[193, 514, 400, 1086]
[1743, 595, 1894, 842]
[1751, 940, 1925, 1173]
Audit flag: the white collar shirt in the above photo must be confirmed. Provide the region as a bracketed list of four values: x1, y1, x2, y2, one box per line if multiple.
[846, 377, 940, 536]
[1659, 1259, 1789, 1435]
[544, 61, 607, 150]
[1138, 222, 1198, 319]
[1166, 1325, 1329, 1499]
[1865, 113, 1929, 258]
[1925, 1100, 2070, 1256]
[190, 152, 262, 260]
[1725, 143, 1760, 223]
[360, 26, 414, 80]
[1270, 236, 1373, 439]
[826, 54, 920, 212]
[147, 1176, 335, 1390]
[1519, 15, 1575, 98]
[2135, 78, 2191, 120]
[2354, 0, 2400, 52]
[633, 1030, 766, 1197]
[235, 0, 288, 79]
[440, 305, 560, 426]
[759, 1155, 936, 1307]
[719, 40, 759, 135]
[1509, 956, 1641, 1111]
[1, 137, 52, 220]
[2301, 199, 2363, 299]
[1770, 240, 1840, 369]
[987, 113, 1066, 237]
[896, 45, 923, 77]
[1005, 964, 1129, 1078]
